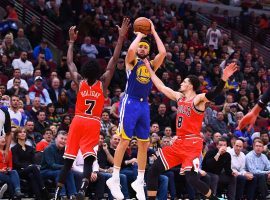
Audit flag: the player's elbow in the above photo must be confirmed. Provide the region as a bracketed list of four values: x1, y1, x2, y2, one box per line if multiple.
[159, 51, 166, 58]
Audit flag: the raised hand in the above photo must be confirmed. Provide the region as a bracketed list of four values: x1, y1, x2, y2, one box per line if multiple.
[148, 19, 156, 34]
[222, 62, 238, 81]
[237, 111, 257, 131]
[116, 17, 130, 38]
[69, 26, 78, 42]
[143, 58, 151, 70]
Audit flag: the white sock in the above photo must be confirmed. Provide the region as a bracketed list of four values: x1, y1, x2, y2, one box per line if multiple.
[137, 170, 145, 182]
[112, 166, 120, 180]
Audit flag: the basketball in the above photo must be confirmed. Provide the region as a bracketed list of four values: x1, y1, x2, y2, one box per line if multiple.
[133, 17, 151, 35]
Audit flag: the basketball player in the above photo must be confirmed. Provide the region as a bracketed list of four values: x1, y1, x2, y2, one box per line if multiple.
[54, 18, 130, 200]
[238, 86, 270, 131]
[106, 19, 166, 200]
[144, 59, 237, 200]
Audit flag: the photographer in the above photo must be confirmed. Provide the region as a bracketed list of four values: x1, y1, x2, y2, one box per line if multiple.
[34, 53, 50, 78]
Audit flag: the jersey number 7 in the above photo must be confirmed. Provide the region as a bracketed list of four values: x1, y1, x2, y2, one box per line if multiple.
[85, 100, 96, 115]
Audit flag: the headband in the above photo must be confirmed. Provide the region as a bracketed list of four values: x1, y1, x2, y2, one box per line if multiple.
[139, 42, 150, 51]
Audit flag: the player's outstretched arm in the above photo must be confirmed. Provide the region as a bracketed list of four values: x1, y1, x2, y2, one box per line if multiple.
[101, 18, 130, 95]
[125, 32, 145, 69]
[238, 85, 270, 130]
[148, 20, 166, 71]
[144, 59, 181, 101]
[67, 26, 82, 87]
[196, 62, 238, 105]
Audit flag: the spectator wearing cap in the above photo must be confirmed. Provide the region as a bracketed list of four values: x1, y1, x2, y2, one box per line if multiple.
[11, 51, 34, 78]
[27, 69, 49, 90]
[29, 76, 52, 106]
[33, 39, 53, 62]
[228, 139, 257, 200]
[7, 69, 29, 91]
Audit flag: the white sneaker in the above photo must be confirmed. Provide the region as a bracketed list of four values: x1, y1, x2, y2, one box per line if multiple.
[106, 177, 124, 200]
[0, 183, 8, 198]
[131, 179, 146, 200]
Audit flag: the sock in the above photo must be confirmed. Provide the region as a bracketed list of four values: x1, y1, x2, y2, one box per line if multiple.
[137, 170, 145, 182]
[112, 166, 120, 180]
[148, 197, 156, 200]
[54, 184, 63, 199]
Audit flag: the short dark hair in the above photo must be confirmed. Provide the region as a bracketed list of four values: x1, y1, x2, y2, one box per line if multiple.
[43, 128, 53, 135]
[80, 58, 100, 84]
[218, 137, 228, 145]
[186, 75, 201, 91]
[57, 130, 67, 137]
[260, 129, 268, 136]
[36, 110, 45, 116]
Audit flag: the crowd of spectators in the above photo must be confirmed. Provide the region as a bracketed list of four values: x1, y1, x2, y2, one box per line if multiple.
[0, 0, 270, 199]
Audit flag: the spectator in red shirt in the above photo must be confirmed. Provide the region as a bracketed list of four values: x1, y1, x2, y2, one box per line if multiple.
[36, 128, 53, 152]
[5, 3, 18, 21]
[0, 136, 23, 198]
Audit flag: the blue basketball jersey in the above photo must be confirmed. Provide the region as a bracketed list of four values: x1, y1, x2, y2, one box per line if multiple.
[125, 58, 153, 99]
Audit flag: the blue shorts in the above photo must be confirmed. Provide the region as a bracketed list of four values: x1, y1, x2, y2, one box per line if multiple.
[117, 95, 150, 141]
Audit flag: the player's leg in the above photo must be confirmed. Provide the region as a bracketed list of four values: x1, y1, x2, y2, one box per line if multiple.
[76, 120, 100, 199]
[107, 98, 138, 199]
[54, 126, 80, 200]
[185, 170, 219, 200]
[182, 140, 219, 200]
[131, 103, 150, 200]
[147, 145, 180, 200]
[76, 155, 95, 199]
[147, 157, 166, 200]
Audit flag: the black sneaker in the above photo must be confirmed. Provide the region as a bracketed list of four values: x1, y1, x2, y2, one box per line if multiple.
[76, 190, 86, 200]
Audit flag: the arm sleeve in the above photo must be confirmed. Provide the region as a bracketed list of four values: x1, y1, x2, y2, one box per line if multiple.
[3, 108, 11, 135]
[205, 79, 226, 101]
[258, 86, 270, 109]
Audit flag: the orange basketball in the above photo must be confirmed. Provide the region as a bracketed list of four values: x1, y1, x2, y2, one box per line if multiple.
[133, 17, 151, 35]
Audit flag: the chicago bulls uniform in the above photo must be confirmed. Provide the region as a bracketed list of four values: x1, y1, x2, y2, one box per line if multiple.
[158, 97, 204, 174]
[64, 80, 104, 160]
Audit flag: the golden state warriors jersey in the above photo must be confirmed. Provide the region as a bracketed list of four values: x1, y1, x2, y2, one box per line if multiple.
[125, 58, 152, 99]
